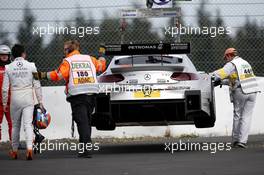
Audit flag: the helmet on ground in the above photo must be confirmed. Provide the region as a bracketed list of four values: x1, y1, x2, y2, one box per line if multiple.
[33, 104, 51, 129]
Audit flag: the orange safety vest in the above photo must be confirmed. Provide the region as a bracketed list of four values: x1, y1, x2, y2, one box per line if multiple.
[65, 54, 98, 96]
[47, 50, 106, 96]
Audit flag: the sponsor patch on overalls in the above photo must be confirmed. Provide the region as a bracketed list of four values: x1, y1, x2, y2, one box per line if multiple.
[239, 64, 254, 80]
[71, 61, 95, 85]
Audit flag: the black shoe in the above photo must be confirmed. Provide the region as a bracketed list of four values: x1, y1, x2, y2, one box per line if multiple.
[232, 141, 239, 148]
[237, 142, 248, 149]
[77, 151, 92, 158]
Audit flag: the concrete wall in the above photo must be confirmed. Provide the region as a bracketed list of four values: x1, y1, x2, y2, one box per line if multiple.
[1, 78, 263, 141]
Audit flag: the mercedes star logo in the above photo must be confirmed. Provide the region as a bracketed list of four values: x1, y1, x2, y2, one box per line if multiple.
[16, 62, 23, 67]
[144, 74, 151, 81]
[142, 87, 152, 97]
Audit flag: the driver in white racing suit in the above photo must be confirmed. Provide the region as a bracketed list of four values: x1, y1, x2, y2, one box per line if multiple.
[2, 44, 43, 160]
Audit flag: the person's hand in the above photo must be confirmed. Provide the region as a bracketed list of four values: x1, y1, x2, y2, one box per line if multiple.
[32, 72, 47, 80]
[213, 79, 222, 87]
[39, 103, 45, 112]
[32, 72, 39, 80]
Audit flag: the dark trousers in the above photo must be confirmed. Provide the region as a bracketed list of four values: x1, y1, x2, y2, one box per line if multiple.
[67, 94, 95, 145]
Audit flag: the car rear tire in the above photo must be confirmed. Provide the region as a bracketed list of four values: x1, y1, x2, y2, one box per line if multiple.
[188, 110, 215, 128]
[194, 116, 215, 128]
[92, 114, 116, 130]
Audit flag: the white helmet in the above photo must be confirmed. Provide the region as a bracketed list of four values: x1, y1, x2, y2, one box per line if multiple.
[0, 45, 11, 55]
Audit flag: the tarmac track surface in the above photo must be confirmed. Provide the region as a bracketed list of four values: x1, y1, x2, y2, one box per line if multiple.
[0, 135, 264, 175]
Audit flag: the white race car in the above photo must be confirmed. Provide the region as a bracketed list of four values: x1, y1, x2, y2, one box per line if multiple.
[92, 43, 216, 130]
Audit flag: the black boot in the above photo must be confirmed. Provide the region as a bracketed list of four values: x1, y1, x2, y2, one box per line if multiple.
[78, 150, 92, 158]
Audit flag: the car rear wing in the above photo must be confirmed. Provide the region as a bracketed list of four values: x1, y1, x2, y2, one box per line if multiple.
[104, 43, 190, 56]
[110, 64, 185, 73]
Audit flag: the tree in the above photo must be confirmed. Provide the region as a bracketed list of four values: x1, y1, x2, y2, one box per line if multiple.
[174, 1, 232, 72]
[41, 30, 64, 86]
[211, 9, 233, 69]
[16, 4, 44, 66]
[125, 18, 160, 44]
[234, 18, 264, 76]
[0, 23, 10, 45]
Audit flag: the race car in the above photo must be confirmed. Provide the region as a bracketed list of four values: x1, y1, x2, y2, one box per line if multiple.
[92, 43, 216, 130]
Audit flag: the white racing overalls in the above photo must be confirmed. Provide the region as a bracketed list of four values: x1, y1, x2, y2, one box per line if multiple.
[2, 57, 42, 151]
[213, 56, 260, 143]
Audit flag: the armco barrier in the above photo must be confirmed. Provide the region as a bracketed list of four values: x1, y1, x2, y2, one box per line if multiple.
[1, 78, 263, 141]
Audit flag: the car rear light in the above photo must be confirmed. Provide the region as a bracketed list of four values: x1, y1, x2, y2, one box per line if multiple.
[98, 74, 125, 83]
[170, 72, 199, 81]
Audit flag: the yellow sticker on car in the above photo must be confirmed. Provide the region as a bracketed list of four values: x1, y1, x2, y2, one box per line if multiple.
[134, 90, 160, 98]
